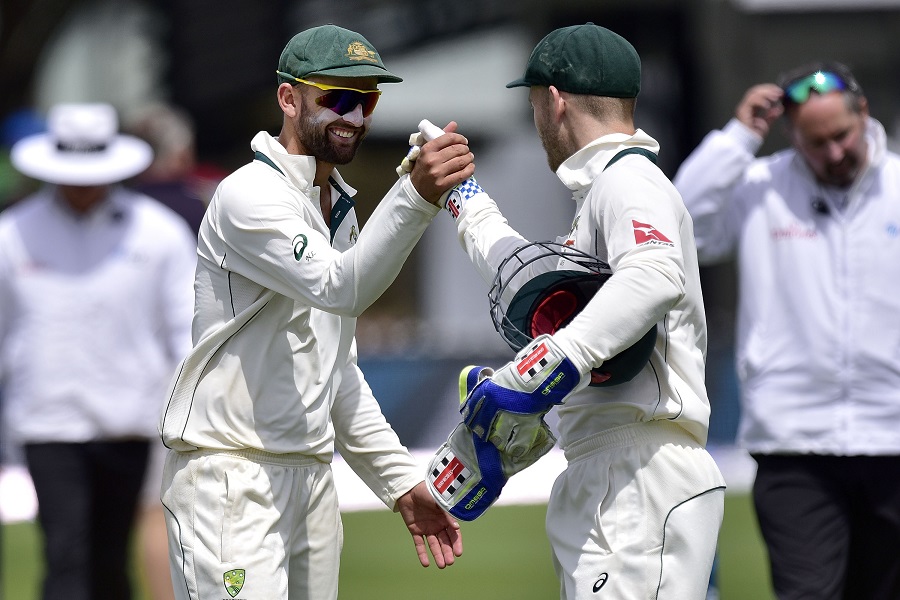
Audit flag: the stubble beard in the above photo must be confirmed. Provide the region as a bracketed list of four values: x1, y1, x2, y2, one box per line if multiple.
[296, 112, 365, 165]
[539, 127, 566, 173]
[824, 154, 861, 188]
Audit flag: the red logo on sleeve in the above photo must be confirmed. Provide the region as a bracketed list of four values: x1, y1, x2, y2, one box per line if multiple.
[632, 220, 673, 246]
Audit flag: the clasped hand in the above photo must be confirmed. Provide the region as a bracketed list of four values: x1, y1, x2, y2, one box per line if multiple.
[401, 121, 474, 206]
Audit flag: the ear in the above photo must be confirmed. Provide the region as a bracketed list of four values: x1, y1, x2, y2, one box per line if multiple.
[277, 82, 300, 118]
[548, 85, 567, 123]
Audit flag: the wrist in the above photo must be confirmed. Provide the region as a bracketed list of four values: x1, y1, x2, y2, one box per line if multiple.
[724, 118, 765, 154]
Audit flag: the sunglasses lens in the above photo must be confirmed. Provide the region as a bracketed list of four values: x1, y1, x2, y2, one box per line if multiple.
[316, 89, 379, 117]
[784, 72, 846, 104]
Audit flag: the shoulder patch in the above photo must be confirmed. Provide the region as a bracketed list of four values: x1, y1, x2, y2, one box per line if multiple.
[632, 220, 673, 247]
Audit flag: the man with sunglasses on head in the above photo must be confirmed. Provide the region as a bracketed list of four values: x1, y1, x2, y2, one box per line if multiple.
[674, 61, 900, 599]
[158, 24, 473, 600]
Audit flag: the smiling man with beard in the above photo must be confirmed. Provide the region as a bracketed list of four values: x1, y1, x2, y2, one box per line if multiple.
[158, 24, 474, 600]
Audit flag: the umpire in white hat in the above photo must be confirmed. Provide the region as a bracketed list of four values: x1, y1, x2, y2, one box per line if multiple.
[0, 102, 198, 600]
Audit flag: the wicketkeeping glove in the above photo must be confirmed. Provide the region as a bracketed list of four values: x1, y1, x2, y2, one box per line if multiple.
[396, 120, 442, 178]
[426, 335, 587, 520]
[461, 335, 586, 457]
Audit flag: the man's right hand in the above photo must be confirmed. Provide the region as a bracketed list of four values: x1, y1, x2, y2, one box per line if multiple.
[409, 121, 475, 205]
[735, 83, 784, 139]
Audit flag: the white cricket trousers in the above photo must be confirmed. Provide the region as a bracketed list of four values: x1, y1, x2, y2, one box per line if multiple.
[161, 448, 342, 600]
[547, 420, 726, 600]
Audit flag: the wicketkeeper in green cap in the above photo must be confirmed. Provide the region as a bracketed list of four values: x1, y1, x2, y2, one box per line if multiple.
[159, 23, 474, 600]
[412, 21, 726, 599]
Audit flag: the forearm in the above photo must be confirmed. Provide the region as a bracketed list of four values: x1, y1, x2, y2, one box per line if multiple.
[347, 176, 441, 314]
[455, 193, 531, 288]
[554, 260, 681, 376]
[332, 361, 422, 510]
[335, 435, 422, 511]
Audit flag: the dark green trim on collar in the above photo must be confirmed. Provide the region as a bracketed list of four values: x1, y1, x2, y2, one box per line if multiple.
[604, 147, 658, 170]
[253, 151, 354, 245]
[328, 176, 354, 244]
[253, 151, 285, 176]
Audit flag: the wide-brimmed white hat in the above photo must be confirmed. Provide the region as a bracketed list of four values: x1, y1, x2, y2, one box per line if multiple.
[11, 103, 153, 186]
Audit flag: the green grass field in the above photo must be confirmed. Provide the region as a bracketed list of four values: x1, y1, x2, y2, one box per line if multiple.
[2, 494, 774, 599]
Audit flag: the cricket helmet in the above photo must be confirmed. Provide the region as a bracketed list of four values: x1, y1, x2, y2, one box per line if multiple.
[489, 241, 656, 387]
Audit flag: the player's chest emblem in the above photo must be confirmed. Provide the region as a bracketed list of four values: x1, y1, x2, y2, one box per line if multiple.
[223, 569, 245, 597]
[564, 216, 580, 246]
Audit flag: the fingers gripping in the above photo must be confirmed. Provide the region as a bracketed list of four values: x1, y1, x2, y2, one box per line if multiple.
[395, 130, 428, 177]
[395, 120, 443, 176]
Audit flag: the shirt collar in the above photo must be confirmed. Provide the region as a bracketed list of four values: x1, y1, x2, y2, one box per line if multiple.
[555, 129, 660, 192]
[248, 131, 357, 199]
[50, 184, 125, 221]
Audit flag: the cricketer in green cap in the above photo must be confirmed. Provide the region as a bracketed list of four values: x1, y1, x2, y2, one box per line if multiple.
[507, 22, 640, 98]
[156, 21, 476, 600]
[277, 24, 402, 85]
[415, 18, 723, 600]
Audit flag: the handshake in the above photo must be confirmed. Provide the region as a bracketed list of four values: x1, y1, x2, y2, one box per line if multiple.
[426, 335, 588, 521]
[396, 120, 485, 220]
[396, 119, 447, 177]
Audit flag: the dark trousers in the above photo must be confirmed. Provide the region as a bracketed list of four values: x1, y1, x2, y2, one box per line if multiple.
[25, 440, 150, 600]
[751, 453, 900, 600]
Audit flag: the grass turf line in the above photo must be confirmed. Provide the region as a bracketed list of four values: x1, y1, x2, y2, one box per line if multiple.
[3, 495, 773, 599]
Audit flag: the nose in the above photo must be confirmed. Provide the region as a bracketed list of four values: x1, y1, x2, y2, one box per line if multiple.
[342, 104, 365, 126]
[824, 140, 845, 163]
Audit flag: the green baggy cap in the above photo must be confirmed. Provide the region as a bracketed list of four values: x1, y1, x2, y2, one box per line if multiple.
[277, 24, 402, 85]
[507, 23, 640, 98]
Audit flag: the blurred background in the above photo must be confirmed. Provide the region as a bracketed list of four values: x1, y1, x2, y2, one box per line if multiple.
[1, 0, 900, 581]
[2, 1, 899, 597]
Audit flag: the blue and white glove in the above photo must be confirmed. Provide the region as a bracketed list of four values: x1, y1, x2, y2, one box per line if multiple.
[460, 334, 586, 457]
[427, 419, 555, 522]
[426, 335, 588, 520]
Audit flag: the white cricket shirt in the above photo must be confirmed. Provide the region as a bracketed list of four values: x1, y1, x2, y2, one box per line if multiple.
[675, 117, 900, 455]
[452, 129, 711, 450]
[159, 132, 439, 507]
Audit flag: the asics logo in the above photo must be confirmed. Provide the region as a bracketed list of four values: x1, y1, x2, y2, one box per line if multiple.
[293, 234, 308, 261]
[593, 573, 608, 593]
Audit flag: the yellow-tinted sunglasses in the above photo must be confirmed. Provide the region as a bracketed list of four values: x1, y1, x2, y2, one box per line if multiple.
[277, 72, 382, 117]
